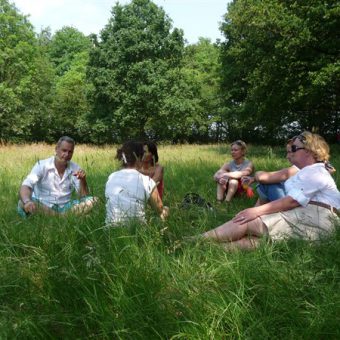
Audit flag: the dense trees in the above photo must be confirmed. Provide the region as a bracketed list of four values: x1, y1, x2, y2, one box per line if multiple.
[219, 0, 339, 142]
[48, 27, 93, 142]
[1, 0, 338, 143]
[0, 0, 54, 142]
[87, 0, 199, 143]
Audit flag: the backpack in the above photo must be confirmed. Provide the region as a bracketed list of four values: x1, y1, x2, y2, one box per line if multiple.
[181, 192, 213, 210]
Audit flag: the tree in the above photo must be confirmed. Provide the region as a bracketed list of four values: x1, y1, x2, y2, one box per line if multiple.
[50, 51, 93, 142]
[48, 26, 92, 76]
[220, 0, 339, 142]
[87, 0, 200, 143]
[47, 27, 93, 141]
[0, 0, 54, 142]
[183, 38, 223, 142]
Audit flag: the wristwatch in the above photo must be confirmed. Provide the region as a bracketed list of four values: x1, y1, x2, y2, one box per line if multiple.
[22, 198, 32, 205]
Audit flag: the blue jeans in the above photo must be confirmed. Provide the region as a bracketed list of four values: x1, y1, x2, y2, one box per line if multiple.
[256, 182, 286, 202]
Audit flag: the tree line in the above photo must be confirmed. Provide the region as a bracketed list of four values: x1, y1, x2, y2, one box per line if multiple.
[1, 0, 338, 144]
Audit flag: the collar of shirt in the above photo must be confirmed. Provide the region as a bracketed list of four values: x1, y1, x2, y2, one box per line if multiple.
[46, 156, 73, 181]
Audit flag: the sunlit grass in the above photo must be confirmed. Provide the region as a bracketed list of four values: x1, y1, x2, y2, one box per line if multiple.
[0, 143, 339, 338]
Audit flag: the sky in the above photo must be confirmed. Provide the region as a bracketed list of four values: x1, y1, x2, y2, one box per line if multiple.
[12, 0, 231, 44]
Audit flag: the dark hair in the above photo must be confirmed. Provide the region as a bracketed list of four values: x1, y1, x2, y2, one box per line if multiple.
[144, 141, 159, 163]
[116, 141, 144, 167]
[57, 136, 75, 147]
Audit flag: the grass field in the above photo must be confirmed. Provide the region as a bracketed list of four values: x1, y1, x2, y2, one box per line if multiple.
[1, 143, 339, 339]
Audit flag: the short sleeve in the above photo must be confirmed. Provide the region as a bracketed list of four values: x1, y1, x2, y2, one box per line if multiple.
[22, 161, 43, 188]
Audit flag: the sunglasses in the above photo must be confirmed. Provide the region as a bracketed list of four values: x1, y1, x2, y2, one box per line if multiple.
[291, 144, 305, 153]
[293, 134, 306, 144]
[232, 140, 246, 147]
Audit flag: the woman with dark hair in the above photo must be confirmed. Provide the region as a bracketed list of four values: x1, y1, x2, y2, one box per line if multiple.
[140, 141, 165, 199]
[194, 132, 340, 249]
[105, 141, 168, 226]
[213, 140, 254, 202]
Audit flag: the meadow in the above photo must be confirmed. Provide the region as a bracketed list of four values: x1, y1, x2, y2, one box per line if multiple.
[1, 143, 339, 339]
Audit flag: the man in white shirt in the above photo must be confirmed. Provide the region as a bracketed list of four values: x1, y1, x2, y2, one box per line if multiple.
[18, 136, 97, 217]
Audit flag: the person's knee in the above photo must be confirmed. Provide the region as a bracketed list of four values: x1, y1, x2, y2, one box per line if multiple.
[72, 196, 98, 214]
[247, 217, 268, 237]
[227, 179, 238, 192]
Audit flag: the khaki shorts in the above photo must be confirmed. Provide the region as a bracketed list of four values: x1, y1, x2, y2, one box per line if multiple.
[261, 204, 339, 241]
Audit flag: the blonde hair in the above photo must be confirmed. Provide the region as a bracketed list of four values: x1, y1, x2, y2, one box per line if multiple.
[231, 140, 247, 153]
[294, 131, 329, 162]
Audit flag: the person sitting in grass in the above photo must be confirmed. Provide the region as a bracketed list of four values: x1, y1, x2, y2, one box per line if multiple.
[194, 131, 340, 249]
[18, 136, 97, 217]
[139, 141, 164, 200]
[213, 140, 254, 203]
[105, 140, 169, 226]
[241, 139, 299, 206]
[242, 139, 336, 206]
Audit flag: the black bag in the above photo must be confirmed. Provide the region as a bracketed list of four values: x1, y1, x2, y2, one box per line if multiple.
[181, 192, 213, 210]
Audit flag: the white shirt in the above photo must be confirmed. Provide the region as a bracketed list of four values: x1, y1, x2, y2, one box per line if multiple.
[285, 163, 340, 208]
[105, 168, 156, 225]
[22, 156, 81, 207]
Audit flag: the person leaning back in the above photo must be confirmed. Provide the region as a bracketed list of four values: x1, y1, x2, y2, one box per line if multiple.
[18, 136, 97, 217]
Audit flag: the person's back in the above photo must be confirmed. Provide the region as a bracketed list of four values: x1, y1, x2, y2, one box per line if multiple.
[105, 141, 168, 226]
[105, 168, 156, 224]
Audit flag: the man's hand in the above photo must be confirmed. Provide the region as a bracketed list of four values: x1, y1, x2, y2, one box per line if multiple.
[23, 200, 36, 214]
[73, 169, 86, 180]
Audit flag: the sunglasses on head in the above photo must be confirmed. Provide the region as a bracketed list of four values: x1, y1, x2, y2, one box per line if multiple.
[232, 140, 245, 147]
[293, 134, 306, 144]
[291, 144, 305, 153]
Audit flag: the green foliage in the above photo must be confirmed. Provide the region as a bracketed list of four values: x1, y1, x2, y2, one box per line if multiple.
[87, 0, 202, 143]
[220, 0, 340, 142]
[0, 0, 54, 142]
[183, 38, 224, 141]
[50, 51, 94, 142]
[1, 0, 339, 144]
[48, 26, 92, 76]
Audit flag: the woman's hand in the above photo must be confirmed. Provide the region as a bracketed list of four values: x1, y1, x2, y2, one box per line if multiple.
[241, 176, 255, 186]
[214, 169, 228, 181]
[233, 207, 259, 224]
[160, 206, 169, 220]
[214, 171, 229, 183]
[218, 176, 229, 185]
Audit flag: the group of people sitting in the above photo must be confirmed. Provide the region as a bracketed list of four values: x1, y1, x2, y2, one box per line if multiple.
[18, 137, 167, 224]
[18, 132, 340, 250]
[210, 132, 339, 248]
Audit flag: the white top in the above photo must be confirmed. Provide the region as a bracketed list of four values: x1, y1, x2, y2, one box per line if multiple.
[105, 168, 156, 225]
[285, 163, 340, 208]
[22, 156, 81, 207]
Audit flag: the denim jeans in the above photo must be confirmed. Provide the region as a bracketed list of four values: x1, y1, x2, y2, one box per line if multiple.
[256, 182, 286, 202]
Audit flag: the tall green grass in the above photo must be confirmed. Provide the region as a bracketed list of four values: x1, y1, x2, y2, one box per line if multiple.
[0, 143, 339, 339]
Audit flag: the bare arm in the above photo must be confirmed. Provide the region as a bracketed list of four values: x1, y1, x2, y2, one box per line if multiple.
[149, 188, 169, 220]
[226, 161, 255, 179]
[74, 169, 89, 197]
[19, 185, 36, 213]
[233, 195, 300, 224]
[255, 166, 298, 184]
[213, 162, 230, 181]
[152, 164, 164, 184]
